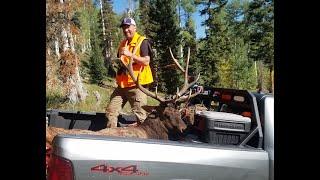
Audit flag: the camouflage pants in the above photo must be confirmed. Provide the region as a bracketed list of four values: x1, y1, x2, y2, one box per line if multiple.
[105, 86, 147, 128]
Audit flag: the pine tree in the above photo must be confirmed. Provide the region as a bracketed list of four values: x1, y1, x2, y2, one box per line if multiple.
[196, 0, 229, 87]
[148, 0, 181, 94]
[89, 41, 107, 84]
[180, 0, 198, 76]
[229, 38, 257, 90]
[138, 0, 152, 37]
[96, 0, 120, 77]
[224, 0, 257, 90]
[88, 8, 107, 84]
[244, 0, 274, 92]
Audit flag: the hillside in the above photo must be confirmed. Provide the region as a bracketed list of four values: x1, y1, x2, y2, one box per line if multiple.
[46, 79, 160, 113]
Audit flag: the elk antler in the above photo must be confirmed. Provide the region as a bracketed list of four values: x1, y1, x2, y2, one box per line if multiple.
[169, 48, 185, 73]
[122, 47, 200, 104]
[124, 55, 167, 102]
[169, 47, 200, 102]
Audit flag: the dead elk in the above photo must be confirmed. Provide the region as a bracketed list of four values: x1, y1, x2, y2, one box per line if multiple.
[46, 47, 200, 146]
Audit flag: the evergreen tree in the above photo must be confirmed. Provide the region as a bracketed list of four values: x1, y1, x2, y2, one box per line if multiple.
[89, 41, 107, 84]
[196, 0, 229, 87]
[148, 0, 181, 94]
[138, 0, 152, 37]
[224, 0, 257, 90]
[94, 0, 121, 78]
[180, 0, 198, 76]
[88, 8, 107, 84]
[229, 38, 257, 90]
[244, 0, 274, 92]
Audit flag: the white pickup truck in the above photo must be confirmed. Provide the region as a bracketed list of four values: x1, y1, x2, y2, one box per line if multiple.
[46, 87, 274, 180]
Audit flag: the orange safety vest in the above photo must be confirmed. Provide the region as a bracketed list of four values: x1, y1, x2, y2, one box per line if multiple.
[116, 33, 154, 88]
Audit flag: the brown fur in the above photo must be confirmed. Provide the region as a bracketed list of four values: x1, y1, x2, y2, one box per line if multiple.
[46, 106, 187, 146]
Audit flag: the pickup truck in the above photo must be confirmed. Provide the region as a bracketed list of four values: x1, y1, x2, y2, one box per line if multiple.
[46, 87, 274, 180]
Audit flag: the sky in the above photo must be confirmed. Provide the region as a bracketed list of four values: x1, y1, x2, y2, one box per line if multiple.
[112, 0, 206, 39]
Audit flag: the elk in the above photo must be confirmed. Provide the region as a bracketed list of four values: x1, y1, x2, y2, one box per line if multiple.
[46, 47, 200, 146]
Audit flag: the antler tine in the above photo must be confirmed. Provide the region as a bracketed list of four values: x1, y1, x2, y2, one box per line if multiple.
[126, 56, 136, 82]
[169, 48, 185, 73]
[174, 73, 200, 100]
[136, 75, 167, 102]
[124, 56, 166, 103]
[176, 87, 201, 103]
[173, 47, 201, 103]
[168, 47, 190, 99]
[123, 46, 200, 105]
[167, 47, 201, 103]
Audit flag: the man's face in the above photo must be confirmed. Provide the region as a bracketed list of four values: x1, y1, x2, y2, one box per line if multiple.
[121, 24, 136, 40]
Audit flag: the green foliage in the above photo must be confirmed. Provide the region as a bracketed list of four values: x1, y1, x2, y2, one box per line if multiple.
[196, 0, 230, 87]
[179, 0, 197, 76]
[211, 0, 257, 90]
[180, 28, 197, 81]
[181, 0, 196, 13]
[193, 0, 273, 92]
[245, 0, 274, 63]
[148, 0, 181, 94]
[138, 0, 152, 37]
[76, 5, 93, 52]
[47, 82, 111, 112]
[88, 8, 107, 84]
[97, 0, 121, 78]
[46, 0, 274, 112]
[229, 38, 257, 90]
[46, 84, 67, 109]
[244, 0, 274, 91]
[88, 43, 107, 84]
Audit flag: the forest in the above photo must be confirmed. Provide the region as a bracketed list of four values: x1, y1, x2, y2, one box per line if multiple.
[46, 0, 274, 112]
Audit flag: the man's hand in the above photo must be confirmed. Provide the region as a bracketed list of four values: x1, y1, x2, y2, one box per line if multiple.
[121, 46, 133, 58]
[120, 46, 150, 66]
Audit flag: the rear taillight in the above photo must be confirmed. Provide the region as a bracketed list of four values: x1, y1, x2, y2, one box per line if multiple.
[48, 154, 74, 180]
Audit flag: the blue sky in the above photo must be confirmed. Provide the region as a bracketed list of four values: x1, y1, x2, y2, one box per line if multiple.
[113, 0, 206, 39]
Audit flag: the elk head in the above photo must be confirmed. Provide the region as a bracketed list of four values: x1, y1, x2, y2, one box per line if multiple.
[122, 47, 201, 133]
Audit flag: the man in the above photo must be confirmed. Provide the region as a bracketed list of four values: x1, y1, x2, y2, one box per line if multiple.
[105, 17, 154, 128]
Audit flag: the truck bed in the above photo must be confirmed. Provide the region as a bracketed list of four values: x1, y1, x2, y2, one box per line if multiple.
[47, 88, 273, 180]
[52, 134, 269, 180]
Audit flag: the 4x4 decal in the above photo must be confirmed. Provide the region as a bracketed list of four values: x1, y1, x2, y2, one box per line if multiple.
[91, 164, 149, 176]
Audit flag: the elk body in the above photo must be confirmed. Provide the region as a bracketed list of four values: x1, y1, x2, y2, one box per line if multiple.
[46, 106, 187, 145]
[46, 47, 200, 146]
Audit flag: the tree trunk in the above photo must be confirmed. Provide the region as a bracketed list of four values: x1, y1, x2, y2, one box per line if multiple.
[54, 37, 60, 59]
[67, 66, 88, 104]
[257, 60, 264, 92]
[81, 39, 86, 53]
[61, 26, 87, 104]
[270, 66, 274, 94]
[99, 0, 106, 40]
[67, 24, 75, 52]
[61, 27, 69, 52]
[254, 60, 258, 78]
[88, 31, 92, 51]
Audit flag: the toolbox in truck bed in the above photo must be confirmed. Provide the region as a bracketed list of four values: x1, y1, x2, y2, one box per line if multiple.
[199, 111, 251, 145]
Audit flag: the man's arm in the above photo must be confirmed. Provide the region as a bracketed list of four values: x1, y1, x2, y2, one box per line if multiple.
[121, 40, 150, 66]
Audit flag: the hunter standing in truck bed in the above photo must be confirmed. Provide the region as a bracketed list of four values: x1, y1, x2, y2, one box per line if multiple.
[106, 17, 154, 128]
